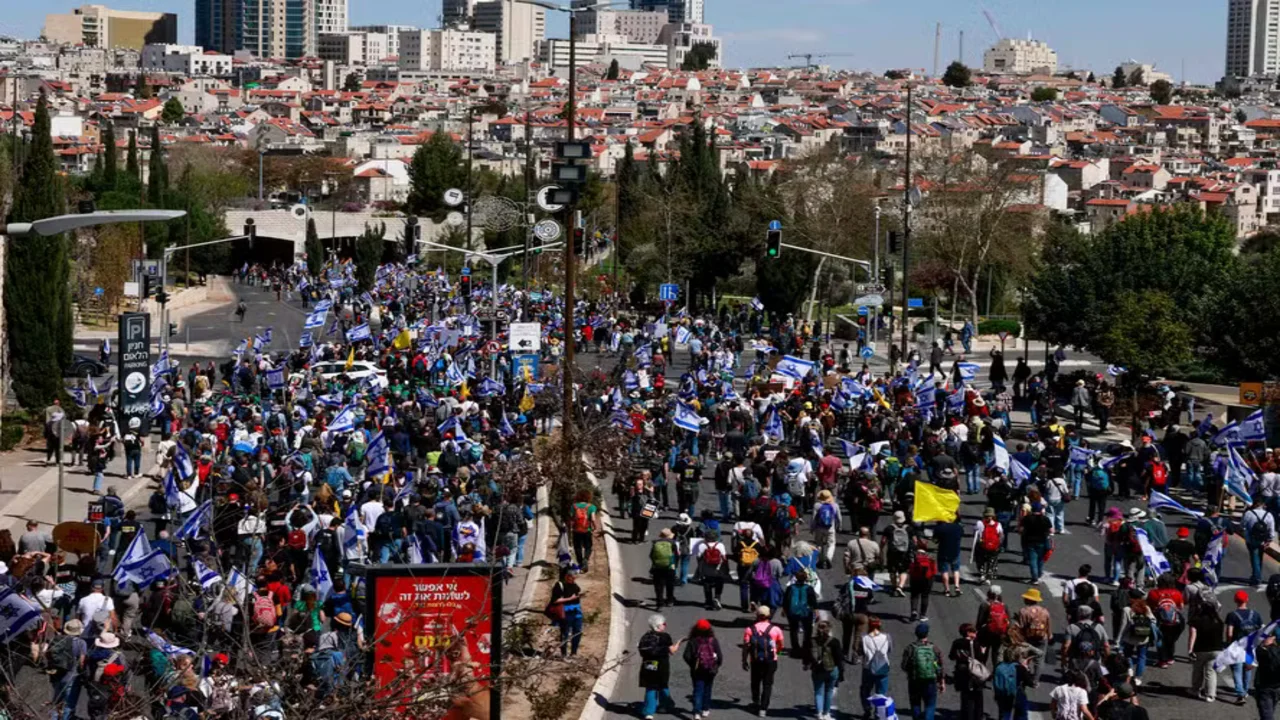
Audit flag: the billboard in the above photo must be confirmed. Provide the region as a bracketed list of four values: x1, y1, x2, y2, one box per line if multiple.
[363, 564, 503, 719]
[117, 312, 151, 434]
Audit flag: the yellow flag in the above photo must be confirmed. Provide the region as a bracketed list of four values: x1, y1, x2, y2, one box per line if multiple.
[344, 347, 355, 372]
[912, 480, 960, 524]
[871, 387, 892, 411]
[460, 381, 470, 400]
[392, 329, 411, 350]
[519, 392, 534, 413]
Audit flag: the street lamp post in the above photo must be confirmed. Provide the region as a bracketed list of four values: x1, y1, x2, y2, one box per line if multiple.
[900, 82, 914, 361]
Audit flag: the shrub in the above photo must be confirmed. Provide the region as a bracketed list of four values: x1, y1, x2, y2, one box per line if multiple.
[977, 319, 1021, 337]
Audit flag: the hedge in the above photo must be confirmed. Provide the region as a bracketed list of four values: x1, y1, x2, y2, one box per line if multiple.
[977, 319, 1021, 338]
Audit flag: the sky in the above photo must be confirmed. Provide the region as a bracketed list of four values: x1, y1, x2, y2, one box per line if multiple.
[0, 0, 1228, 84]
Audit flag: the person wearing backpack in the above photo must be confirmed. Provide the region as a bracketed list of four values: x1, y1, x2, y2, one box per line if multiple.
[672, 513, 696, 586]
[949, 623, 987, 720]
[907, 538, 938, 623]
[1243, 499, 1275, 587]
[695, 531, 729, 611]
[1118, 597, 1160, 686]
[569, 491, 600, 573]
[681, 619, 722, 719]
[881, 511, 914, 597]
[47, 619, 87, 720]
[1061, 605, 1110, 673]
[741, 605, 785, 716]
[805, 612, 845, 720]
[976, 585, 1011, 657]
[650, 528, 679, 609]
[811, 489, 842, 570]
[1015, 588, 1052, 687]
[783, 570, 818, 662]
[1187, 600, 1226, 702]
[733, 527, 763, 612]
[772, 494, 799, 553]
[1147, 574, 1185, 668]
[901, 622, 946, 720]
[859, 615, 894, 717]
[1227, 590, 1263, 705]
[993, 653, 1033, 720]
[1086, 461, 1112, 526]
[972, 507, 1004, 585]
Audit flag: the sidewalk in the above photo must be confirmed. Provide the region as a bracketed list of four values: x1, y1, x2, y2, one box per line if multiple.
[0, 441, 154, 533]
[73, 276, 237, 361]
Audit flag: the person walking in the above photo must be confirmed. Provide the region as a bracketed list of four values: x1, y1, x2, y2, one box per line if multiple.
[901, 622, 945, 720]
[650, 528, 678, 609]
[993, 651, 1033, 720]
[638, 614, 683, 720]
[812, 489, 841, 570]
[973, 507, 1004, 584]
[949, 623, 986, 720]
[1117, 596, 1159, 686]
[742, 605, 785, 717]
[860, 615, 893, 718]
[1071, 380, 1091, 429]
[695, 530, 729, 611]
[1014, 588, 1051, 687]
[1188, 599, 1226, 702]
[782, 569, 818, 661]
[681, 619, 722, 719]
[1243, 498, 1275, 587]
[907, 538, 938, 623]
[806, 612, 845, 720]
[548, 567, 584, 657]
[1019, 502, 1053, 584]
[1252, 630, 1280, 720]
[570, 491, 601, 572]
[1227, 589, 1263, 705]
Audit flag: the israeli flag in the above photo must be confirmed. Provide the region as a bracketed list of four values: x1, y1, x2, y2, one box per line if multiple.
[775, 355, 816, 381]
[343, 511, 366, 551]
[674, 402, 704, 433]
[116, 547, 172, 590]
[303, 308, 327, 330]
[763, 407, 784, 443]
[112, 531, 152, 583]
[227, 568, 255, 603]
[868, 694, 898, 720]
[1226, 444, 1256, 504]
[174, 440, 195, 479]
[150, 351, 169, 380]
[417, 388, 439, 408]
[327, 317, 339, 336]
[1204, 529, 1227, 575]
[1069, 445, 1097, 468]
[192, 559, 221, 590]
[1101, 453, 1127, 471]
[1011, 457, 1032, 486]
[1214, 421, 1241, 447]
[912, 372, 936, 395]
[92, 374, 113, 397]
[956, 362, 979, 383]
[147, 631, 195, 656]
[1107, 365, 1127, 376]
[500, 413, 516, 437]
[366, 431, 391, 478]
[622, 370, 639, 390]
[329, 405, 357, 434]
[610, 405, 632, 429]
[163, 469, 182, 509]
[446, 361, 466, 387]
[310, 546, 333, 601]
[848, 451, 868, 472]
[266, 365, 286, 390]
[634, 344, 652, 367]
[842, 377, 868, 398]
[831, 391, 849, 411]
[318, 392, 345, 408]
[1216, 619, 1280, 672]
[407, 534, 425, 564]
[853, 575, 882, 592]
[314, 299, 333, 313]
[1134, 526, 1172, 577]
[0, 588, 43, 643]
[69, 386, 87, 407]
[990, 435, 1010, 472]
[809, 428, 825, 458]
[175, 500, 213, 540]
[102, 338, 110, 356]
[750, 297, 764, 311]
[233, 339, 247, 357]
[299, 331, 313, 349]
[1148, 490, 1204, 518]
[946, 389, 965, 412]
[149, 395, 165, 419]
[675, 326, 692, 345]
[477, 377, 505, 396]
[838, 439, 861, 458]
[1242, 409, 1267, 442]
[346, 324, 371, 342]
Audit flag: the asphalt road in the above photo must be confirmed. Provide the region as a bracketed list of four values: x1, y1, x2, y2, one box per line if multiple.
[601, 351, 1271, 720]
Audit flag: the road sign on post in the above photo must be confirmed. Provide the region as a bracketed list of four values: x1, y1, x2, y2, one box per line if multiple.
[861, 344, 876, 359]
[659, 283, 679, 302]
[907, 298, 924, 309]
[509, 322, 541, 353]
[117, 312, 151, 434]
[854, 294, 884, 307]
[856, 306, 869, 316]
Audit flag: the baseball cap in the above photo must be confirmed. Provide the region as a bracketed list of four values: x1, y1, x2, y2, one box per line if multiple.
[1236, 590, 1250, 604]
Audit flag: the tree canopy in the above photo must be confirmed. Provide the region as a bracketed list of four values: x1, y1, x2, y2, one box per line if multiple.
[1150, 79, 1173, 105]
[406, 132, 466, 221]
[680, 43, 717, 72]
[942, 61, 972, 88]
[1030, 86, 1059, 102]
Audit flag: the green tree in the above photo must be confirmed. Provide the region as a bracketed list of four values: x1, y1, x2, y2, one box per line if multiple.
[305, 218, 325, 276]
[1065, 70, 1079, 80]
[1097, 289, 1193, 377]
[161, 97, 185, 124]
[1128, 68, 1145, 87]
[942, 61, 972, 88]
[405, 132, 465, 221]
[1204, 244, 1280, 379]
[6, 93, 71, 407]
[1030, 86, 1059, 102]
[342, 73, 362, 92]
[101, 122, 117, 191]
[1087, 71, 1096, 84]
[136, 75, 152, 99]
[680, 42, 717, 72]
[147, 124, 166, 206]
[606, 59, 620, 80]
[884, 69, 909, 80]
[354, 222, 385, 291]
[126, 130, 139, 179]
[1150, 79, 1173, 105]
[616, 141, 639, 266]
[1112, 66, 1127, 88]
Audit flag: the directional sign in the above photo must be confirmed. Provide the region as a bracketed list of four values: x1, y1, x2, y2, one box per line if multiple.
[907, 298, 925, 309]
[861, 344, 875, 359]
[769, 219, 782, 231]
[443, 188, 465, 207]
[857, 306, 870, 316]
[856, 283, 887, 295]
[853, 294, 884, 308]
[533, 219, 562, 242]
[509, 322, 541, 353]
[659, 283, 680, 302]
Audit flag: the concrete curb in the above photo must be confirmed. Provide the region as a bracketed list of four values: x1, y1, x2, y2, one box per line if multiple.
[579, 465, 627, 720]
[517, 485, 551, 615]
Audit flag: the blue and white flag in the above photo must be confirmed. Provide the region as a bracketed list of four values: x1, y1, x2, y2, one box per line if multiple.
[192, 559, 221, 590]
[1134, 526, 1172, 577]
[946, 389, 965, 412]
[0, 588, 43, 644]
[1069, 445, 1097, 468]
[438, 415, 463, 436]
[1148, 490, 1204, 519]
[1011, 457, 1032, 486]
[830, 391, 849, 411]
[92, 374, 113, 397]
[838, 438, 861, 458]
[1214, 421, 1241, 447]
[674, 402, 704, 433]
[610, 405, 632, 429]
[265, 365, 286, 390]
[314, 299, 333, 313]
[150, 351, 169, 380]
[500, 413, 516, 438]
[1226, 444, 1256, 504]
[674, 326, 692, 345]
[303, 308, 327, 330]
[347, 323, 371, 342]
[68, 386, 87, 407]
[750, 297, 764, 311]
[227, 568, 255, 602]
[1215, 619, 1280, 671]
[310, 546, 333, 602]
[990, 435, 1010, 472]
[102, 338, 110, 356]
[175, 500, 213, 540]
[476, 377, 504, 396]
[163, 469, 182, 509]
[809, 428, 825, 458]
[852, 575, 882, 592]
[233, 339, 247, 357]
[147, 631, 194, 656]
[842, 377, 869, 398]
[1101, 453, 1128, 471]
[112, 531, 151, 583]
[1242, 409, 1267, 442]
[1107, 365, 1127, 377]
[172, 439, 194, 478]
[446, 361, 466, 387]
[115, 541, 172, 589]
[417, 388, 439, 408]
[763, 407, 784, 443]
[634, 344, 652, 367]
[775, 355, 816, 381]
[956, 362, 979, 383]
[407, 534, 425, 564]
[329, 405, 357, 434]
[622, 370, 639, 390]
[722, 381, 739, 401]
[366, 431, 391, 478]
[868, 694, 898, 720]
[318, 392, 345, 408]
[327, 317, 339, 336]
[1204, 529, 1227, 576]
[299, 331, 313, 348]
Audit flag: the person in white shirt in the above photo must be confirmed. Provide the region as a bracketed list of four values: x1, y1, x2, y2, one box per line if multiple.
[1048, 671, 1091, 720]
[732, 520, 765, 544]
[693, 533, 730, 610]
[77, 580, 117, 630]
[360, 494, 385, 530]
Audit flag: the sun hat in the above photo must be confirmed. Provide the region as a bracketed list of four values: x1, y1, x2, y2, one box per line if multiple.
[95, 632, 121, 649]
[1022, 588, 1043, 603]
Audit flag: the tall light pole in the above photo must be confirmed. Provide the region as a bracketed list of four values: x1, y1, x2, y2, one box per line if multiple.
[899, 81, 913, 359]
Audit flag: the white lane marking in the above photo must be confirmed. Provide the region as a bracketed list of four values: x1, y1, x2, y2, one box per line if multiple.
[1082, 544, 1101, 556]
[961, 565, 980, 583]
[873, 572, 893, 587]
[972, 587, 988, 601]
[1046, 576, 1067, 598]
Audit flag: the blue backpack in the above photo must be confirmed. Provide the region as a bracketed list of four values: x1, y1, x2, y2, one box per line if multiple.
[815, 503, 836, 529]
[1087, 467, 1110, 492]
[993, 661, 1018, 697]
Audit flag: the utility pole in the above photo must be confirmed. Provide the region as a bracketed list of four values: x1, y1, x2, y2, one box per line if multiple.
[466, 106, 475, 250]
[562, 11, 579, 442]
[900, 82, 913, 357]
[871, 203, 880, 345]
[523, 103, 534, 293]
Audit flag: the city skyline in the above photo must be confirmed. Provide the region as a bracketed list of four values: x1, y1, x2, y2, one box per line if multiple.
[0, 0, 1228, 82]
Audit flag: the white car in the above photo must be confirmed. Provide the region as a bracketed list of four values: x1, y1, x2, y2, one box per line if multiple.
[313, 360, 389, 389]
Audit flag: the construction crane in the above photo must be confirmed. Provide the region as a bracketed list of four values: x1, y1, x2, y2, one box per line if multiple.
[981, 6, 1006, 40]
[787, 52, 856, 69]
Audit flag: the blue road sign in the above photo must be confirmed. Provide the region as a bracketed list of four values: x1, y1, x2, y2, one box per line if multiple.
[513, 354, 540, 379]
[907, 297, 924, 308]
[857, 306, 869, 316]
[860, 345, 875, 359]
[768, 220, 782, 231]
[659, 283, 679, 301]
[461, 266, 471, 276]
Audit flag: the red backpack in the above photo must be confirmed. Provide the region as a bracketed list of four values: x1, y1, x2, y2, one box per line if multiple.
[986, 601, 1010, 635]
[703, 543, 724, 567]
[1150, 463, 1167, 488]
[287, 529, 308, 550]
[908, 551, 936, 581]
[251, 593, 277, 630]
[980, 519, 1002, 552]
[573, 504, 592, 533]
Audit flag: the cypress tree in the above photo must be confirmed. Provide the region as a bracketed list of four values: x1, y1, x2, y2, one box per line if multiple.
[102, 122, 117, 190]
[126, 130, 138, 179]
[147, 123, 166, 206]
[305, 218, 324, 276]
[6, 93, 71, 407]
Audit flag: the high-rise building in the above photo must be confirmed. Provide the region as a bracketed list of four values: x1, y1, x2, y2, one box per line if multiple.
[44, 4, 177, 50]
[1226, 0, 1280, 77]
[399, 28, 495, 72]
[315, 0, 347, 36]
[472, 0, 546, 64]
[579, 9, 666, 44]
[195, 0, 242, 55]
[629, 0, 703, 25]
[242, 0, 315, 59]
[443, 0, 476, 28]
[350, 24, 416, 57]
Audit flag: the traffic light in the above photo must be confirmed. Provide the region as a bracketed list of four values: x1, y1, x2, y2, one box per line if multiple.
[572, 227, 585, 256]
[857, 315, 867, 327]
[888, 230, 900, 254]
[155, 288, 169, 305]
[142, 275, 156, 298]
[244, 218, 256, 249]
[459, 271, 472, 295]
[168, 322, 178, 337]
[766, 229, 782, 258]
[883, 265, 894, 294]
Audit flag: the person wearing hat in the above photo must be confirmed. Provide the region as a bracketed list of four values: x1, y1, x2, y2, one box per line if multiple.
[681, 618, 722, 718]
[901, 621, 945, 719]
[47, 619, 87, 720]
[1227, 590, 1263, 704]
[672, 512, 696, 586]
[85, 631, 127, 719]
[811, 489, 842, 570]
[1015, 588, 1051, 687]
[650, 528, 679, 609]
[742, 605, 784, 717]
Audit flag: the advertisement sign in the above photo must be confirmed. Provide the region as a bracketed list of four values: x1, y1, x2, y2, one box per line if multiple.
[513, 354, 541, 381]
[509, 323, 541, 353]
[364, 564, 502, 718]
[52, 522, 100, 554]
[117, 312, 151, 434]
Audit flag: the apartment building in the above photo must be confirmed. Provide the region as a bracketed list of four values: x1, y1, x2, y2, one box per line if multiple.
[399, 29, 495, 73]
[44, 5, 177, 51]
[472, 0, 546, 64]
